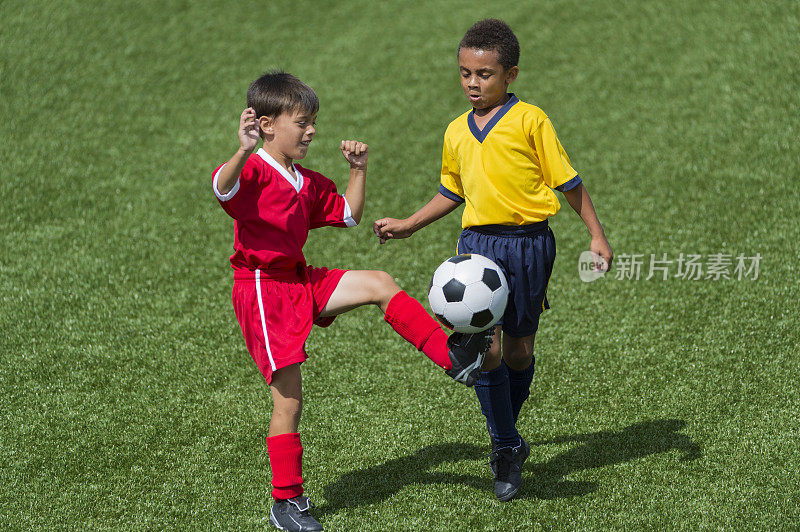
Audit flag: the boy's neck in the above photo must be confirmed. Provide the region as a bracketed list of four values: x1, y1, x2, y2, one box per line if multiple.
[473, 93, 511, 118]
[261, 144, 295, 175]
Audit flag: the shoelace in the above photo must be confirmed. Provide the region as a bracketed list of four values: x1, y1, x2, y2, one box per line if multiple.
[488, 449, 514, 479]
[300, 499, 315, 516]
[288, 496, 315, 516]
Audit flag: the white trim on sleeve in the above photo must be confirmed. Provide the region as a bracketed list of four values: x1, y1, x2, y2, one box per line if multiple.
[213, 163, 240, 201]
[342, 196, 357, 227]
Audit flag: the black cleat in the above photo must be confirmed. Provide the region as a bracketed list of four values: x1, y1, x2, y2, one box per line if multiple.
[489, 438, 530, 502]
[445, 330, 493, 386]
[269, 496, 323, 531]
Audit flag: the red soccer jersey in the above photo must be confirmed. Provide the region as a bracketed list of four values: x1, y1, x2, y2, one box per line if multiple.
[213, 148, 356, 272]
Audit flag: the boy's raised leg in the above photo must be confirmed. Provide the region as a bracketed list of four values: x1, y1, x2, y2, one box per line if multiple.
[319, 270, 492, 385]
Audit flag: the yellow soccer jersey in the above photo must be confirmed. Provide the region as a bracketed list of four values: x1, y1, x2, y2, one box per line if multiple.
[439, 94, 581, 228]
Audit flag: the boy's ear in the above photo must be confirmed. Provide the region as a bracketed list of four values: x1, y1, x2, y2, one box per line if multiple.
[258, 116, 273, 135]
[505, 66, 519, 85]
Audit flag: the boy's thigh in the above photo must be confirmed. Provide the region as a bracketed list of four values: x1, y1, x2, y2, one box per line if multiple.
[458, 227, 556, 337]
[269, 363, 303, 402]
[316, 269, 399, 318]
[304, 265, 348, 325]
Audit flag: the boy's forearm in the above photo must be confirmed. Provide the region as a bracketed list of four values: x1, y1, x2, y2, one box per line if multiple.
[407, 193, 461, 232]
[344, 166, 366, 225]
[216, 148, 252, 195]
[372, 191, 459, 243]
[563, 183, 605, 238]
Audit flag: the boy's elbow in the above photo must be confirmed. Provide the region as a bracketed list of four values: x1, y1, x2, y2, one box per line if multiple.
[217, 181, 233, 195]
[350, 202, 365, 226]
[561, 182, 584, 197]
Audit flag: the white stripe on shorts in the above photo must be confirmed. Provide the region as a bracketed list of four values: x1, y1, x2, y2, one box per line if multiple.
[255, 269, 277, 371]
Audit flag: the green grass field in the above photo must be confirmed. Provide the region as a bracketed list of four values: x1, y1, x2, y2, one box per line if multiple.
[2, 0, 799, 529]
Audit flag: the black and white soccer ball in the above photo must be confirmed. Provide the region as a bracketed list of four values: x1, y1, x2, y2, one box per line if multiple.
[428, 254, 509, 333]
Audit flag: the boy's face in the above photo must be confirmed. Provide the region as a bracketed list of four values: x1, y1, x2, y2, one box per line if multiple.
[259, 109, 317, 161]
[458, 47, 518, 110]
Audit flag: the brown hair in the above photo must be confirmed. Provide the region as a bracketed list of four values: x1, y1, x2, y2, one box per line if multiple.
[246, 70, 319, 119]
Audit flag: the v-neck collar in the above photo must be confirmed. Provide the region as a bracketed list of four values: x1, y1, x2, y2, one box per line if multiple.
[257, 148, 304, 193]
[467, 93, 519, 143]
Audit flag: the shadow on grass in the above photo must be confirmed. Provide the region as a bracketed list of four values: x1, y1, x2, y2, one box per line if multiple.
[316, 442, 487, 518]
[317, 419, 701, 514]
[523, 418, 701, 499]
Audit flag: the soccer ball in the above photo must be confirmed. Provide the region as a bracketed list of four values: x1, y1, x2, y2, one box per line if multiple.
[428, 254, 509, 333]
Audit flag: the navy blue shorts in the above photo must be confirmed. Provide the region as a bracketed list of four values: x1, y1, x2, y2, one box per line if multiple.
[456, 221, 556, 337]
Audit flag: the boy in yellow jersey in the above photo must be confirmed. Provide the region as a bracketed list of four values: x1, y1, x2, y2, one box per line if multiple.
[373, 19, 613, 501]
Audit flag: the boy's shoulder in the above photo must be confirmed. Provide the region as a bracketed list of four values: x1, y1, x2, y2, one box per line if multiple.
[507, 99, 552, 134]
[238, 150, 269, 174]
[294, 163, 339, 194]
[512, 98, 549, 122]
[444, 108, 473, 134]
[293, 162, 326, 181]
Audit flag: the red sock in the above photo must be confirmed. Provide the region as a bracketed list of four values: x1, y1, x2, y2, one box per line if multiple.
[266, 432, 303, 500]
[384, 291, 452, 370]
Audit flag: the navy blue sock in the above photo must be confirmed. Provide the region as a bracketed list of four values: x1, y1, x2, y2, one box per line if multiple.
[505, 357, 535, 423]
[474, 364, 520, 450]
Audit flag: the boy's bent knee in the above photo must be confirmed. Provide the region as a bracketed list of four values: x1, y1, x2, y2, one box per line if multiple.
[503, 343, 533, 371]
[368, 270, 401, 305]
[502, 334, 535, 370]
[504, 352, 533, 371]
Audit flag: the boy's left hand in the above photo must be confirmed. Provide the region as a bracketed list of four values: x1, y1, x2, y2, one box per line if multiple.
[341, 140, 368, 169]
[590, 236, 614, 270]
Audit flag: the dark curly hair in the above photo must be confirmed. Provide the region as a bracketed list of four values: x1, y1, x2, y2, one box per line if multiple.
[458, 19, 520, 70]
[246, 70, 319, 120]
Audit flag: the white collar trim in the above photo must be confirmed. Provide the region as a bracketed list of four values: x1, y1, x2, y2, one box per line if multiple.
[257, 148, 304, 193]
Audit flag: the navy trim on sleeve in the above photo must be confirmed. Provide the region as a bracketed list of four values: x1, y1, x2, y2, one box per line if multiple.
[555, 175, 582, 192]
[439, 184, 465, 203]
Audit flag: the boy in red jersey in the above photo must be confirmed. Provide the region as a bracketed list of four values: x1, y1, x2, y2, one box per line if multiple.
[213, 71, 491, 531]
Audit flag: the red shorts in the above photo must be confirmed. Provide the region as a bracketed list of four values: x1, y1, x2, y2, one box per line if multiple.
[231, 265, 347, 384]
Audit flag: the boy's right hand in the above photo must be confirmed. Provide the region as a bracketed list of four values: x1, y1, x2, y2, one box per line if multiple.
[372, 218, 413, 244]
[238, 107, 260, 153]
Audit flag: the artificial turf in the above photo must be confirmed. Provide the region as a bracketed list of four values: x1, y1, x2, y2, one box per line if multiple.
[2, 0, 798, 529]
